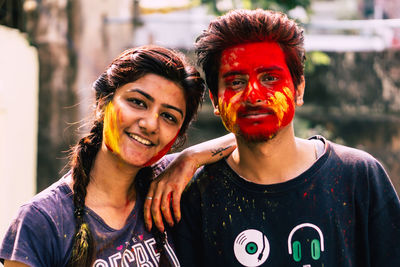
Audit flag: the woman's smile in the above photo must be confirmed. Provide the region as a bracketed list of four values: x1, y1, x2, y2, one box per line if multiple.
[125, 131, 154, 146]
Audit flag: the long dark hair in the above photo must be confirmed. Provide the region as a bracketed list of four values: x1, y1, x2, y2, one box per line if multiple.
[195, 9, 305, 102]
[67, 45, 205, 266]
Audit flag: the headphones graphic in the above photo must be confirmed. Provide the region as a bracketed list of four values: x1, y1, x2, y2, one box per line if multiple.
[287, 223, 324, 262]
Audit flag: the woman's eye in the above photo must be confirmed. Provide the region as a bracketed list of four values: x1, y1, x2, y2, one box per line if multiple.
[128, 98, 146, 108]
[161, 113, 178, 124]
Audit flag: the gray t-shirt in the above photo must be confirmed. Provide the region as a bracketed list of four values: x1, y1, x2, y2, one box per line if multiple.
[0, 157, 180, 267]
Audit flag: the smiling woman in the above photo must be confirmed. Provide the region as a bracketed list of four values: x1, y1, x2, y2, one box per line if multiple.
[0, 45, 236, 267]
[104, 74, 187, 168]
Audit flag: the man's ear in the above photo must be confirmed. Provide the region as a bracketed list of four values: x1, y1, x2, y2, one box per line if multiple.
[209, 90, 220, 116]
[295, 76, 305, 106]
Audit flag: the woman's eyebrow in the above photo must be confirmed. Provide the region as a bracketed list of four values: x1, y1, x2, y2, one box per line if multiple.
[127, 88, 154, 102]
[162, 104, 184, 118]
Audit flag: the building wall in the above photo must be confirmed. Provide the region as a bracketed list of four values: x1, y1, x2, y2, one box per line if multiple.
[0, 26, 38, 244]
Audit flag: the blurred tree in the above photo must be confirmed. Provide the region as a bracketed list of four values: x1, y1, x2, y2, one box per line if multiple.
[0, 0, 25, 31]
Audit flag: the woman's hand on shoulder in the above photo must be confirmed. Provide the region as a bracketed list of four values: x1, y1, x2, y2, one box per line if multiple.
[144, 134, 236, 232]
[144, 151, 197, 232]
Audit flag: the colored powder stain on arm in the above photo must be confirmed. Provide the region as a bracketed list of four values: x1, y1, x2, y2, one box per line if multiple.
[103, 102, 120, 154]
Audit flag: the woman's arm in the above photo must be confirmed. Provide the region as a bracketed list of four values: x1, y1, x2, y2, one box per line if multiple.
[144, 133, 236, 232]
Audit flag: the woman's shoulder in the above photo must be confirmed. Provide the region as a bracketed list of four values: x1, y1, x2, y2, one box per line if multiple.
[0, 173, 76, 266]
[19, 172, 74, 222]
[31, 173, 73, 206]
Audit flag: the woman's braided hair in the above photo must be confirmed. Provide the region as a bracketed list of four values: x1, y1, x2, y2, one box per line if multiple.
[67, 45, 205, 266]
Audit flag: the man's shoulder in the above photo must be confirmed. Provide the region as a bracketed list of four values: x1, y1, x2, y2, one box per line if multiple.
[328, 140, 380, 166]
[194, 158, 228, 183]
[186, 159, 229, 195]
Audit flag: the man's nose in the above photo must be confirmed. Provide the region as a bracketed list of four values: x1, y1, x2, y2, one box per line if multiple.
[243, 79, 269, 104]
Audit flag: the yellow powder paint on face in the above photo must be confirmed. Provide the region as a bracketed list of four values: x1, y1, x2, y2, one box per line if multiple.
[271, 92, 289, 125]
[103, 102, 120, 154]
[218, 100, 237, 132]
[268, 87, 293, 126]
[283, 86, 294, 101]
[218, 93, 241, 133]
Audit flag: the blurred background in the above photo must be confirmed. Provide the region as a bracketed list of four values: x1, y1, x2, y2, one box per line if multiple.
[1, 0, 399, 248]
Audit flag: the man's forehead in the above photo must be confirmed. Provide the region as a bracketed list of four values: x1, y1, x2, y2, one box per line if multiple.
[219, 41, 287, 72]
[221, 41, 283, 57]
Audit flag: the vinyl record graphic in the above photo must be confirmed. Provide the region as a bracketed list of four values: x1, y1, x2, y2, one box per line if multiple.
[233, 229, 270, 266]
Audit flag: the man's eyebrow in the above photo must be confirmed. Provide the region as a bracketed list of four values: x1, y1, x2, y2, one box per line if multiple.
[222, 71, 246, 78]
[127, 89, 154, 102]
[127, 88, 184, 118]
[255, 66, 285, 73]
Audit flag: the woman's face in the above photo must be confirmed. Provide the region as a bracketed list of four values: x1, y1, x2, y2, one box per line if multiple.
[103, 73, 186, 167]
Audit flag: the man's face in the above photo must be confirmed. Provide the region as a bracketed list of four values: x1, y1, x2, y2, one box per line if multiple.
[217, 41, 296, 142]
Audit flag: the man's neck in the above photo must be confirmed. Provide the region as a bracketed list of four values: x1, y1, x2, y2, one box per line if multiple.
[227, 125, 317, 185]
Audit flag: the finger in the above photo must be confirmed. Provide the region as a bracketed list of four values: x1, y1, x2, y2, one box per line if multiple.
[144, 183, 156, 231]
[161, 191, 174, 227]
[171, 187, 183, 223]
[151, 183, 165, 232]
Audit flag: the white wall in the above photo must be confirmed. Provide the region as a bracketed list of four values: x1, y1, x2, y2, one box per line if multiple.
[0, 26, 38, 245]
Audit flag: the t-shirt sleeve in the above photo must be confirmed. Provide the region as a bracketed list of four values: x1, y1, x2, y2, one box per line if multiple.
[172, 179, 203, 267]
[152, 153, 178, 177]
[366, 160, 400, 266]
[0, 203, 58, 267]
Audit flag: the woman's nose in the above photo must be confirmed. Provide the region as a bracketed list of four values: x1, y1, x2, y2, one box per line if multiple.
[138, 113, 159, 134]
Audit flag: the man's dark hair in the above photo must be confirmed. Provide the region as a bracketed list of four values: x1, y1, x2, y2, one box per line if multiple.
[195, 9, 305, 101]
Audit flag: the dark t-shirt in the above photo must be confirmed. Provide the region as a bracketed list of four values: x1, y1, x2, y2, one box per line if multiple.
[173, 136, 400, 267]
[0, 156, 180, 267]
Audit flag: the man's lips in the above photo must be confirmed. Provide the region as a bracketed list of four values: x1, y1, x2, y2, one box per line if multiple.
[237, 106, 275, 118]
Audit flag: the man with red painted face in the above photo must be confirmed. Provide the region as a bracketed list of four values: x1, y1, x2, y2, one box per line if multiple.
[172, 9, 400, 267]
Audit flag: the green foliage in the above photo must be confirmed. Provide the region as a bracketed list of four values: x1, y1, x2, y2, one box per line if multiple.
[305, 51, 331, 75]
[198, 0, 311, 14]
[294, 117, 345, 145]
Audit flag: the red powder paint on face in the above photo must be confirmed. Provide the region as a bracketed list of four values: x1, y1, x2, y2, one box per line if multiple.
[143, 132, 179, 167]
[218, 42, 296, 141]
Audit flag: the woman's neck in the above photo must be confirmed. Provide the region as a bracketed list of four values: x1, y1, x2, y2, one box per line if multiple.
[86, 144, 140, 209]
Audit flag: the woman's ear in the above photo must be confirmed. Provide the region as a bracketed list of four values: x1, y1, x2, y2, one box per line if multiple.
[295, 76, 305, 106]
[209, 90, 220, 116]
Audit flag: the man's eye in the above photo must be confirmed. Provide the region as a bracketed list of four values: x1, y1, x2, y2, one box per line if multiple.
[161, 113, 178, 124]
[261, 75, 279, 83]
[227, 79, 247, 90]
[128, 98, 146, 108]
